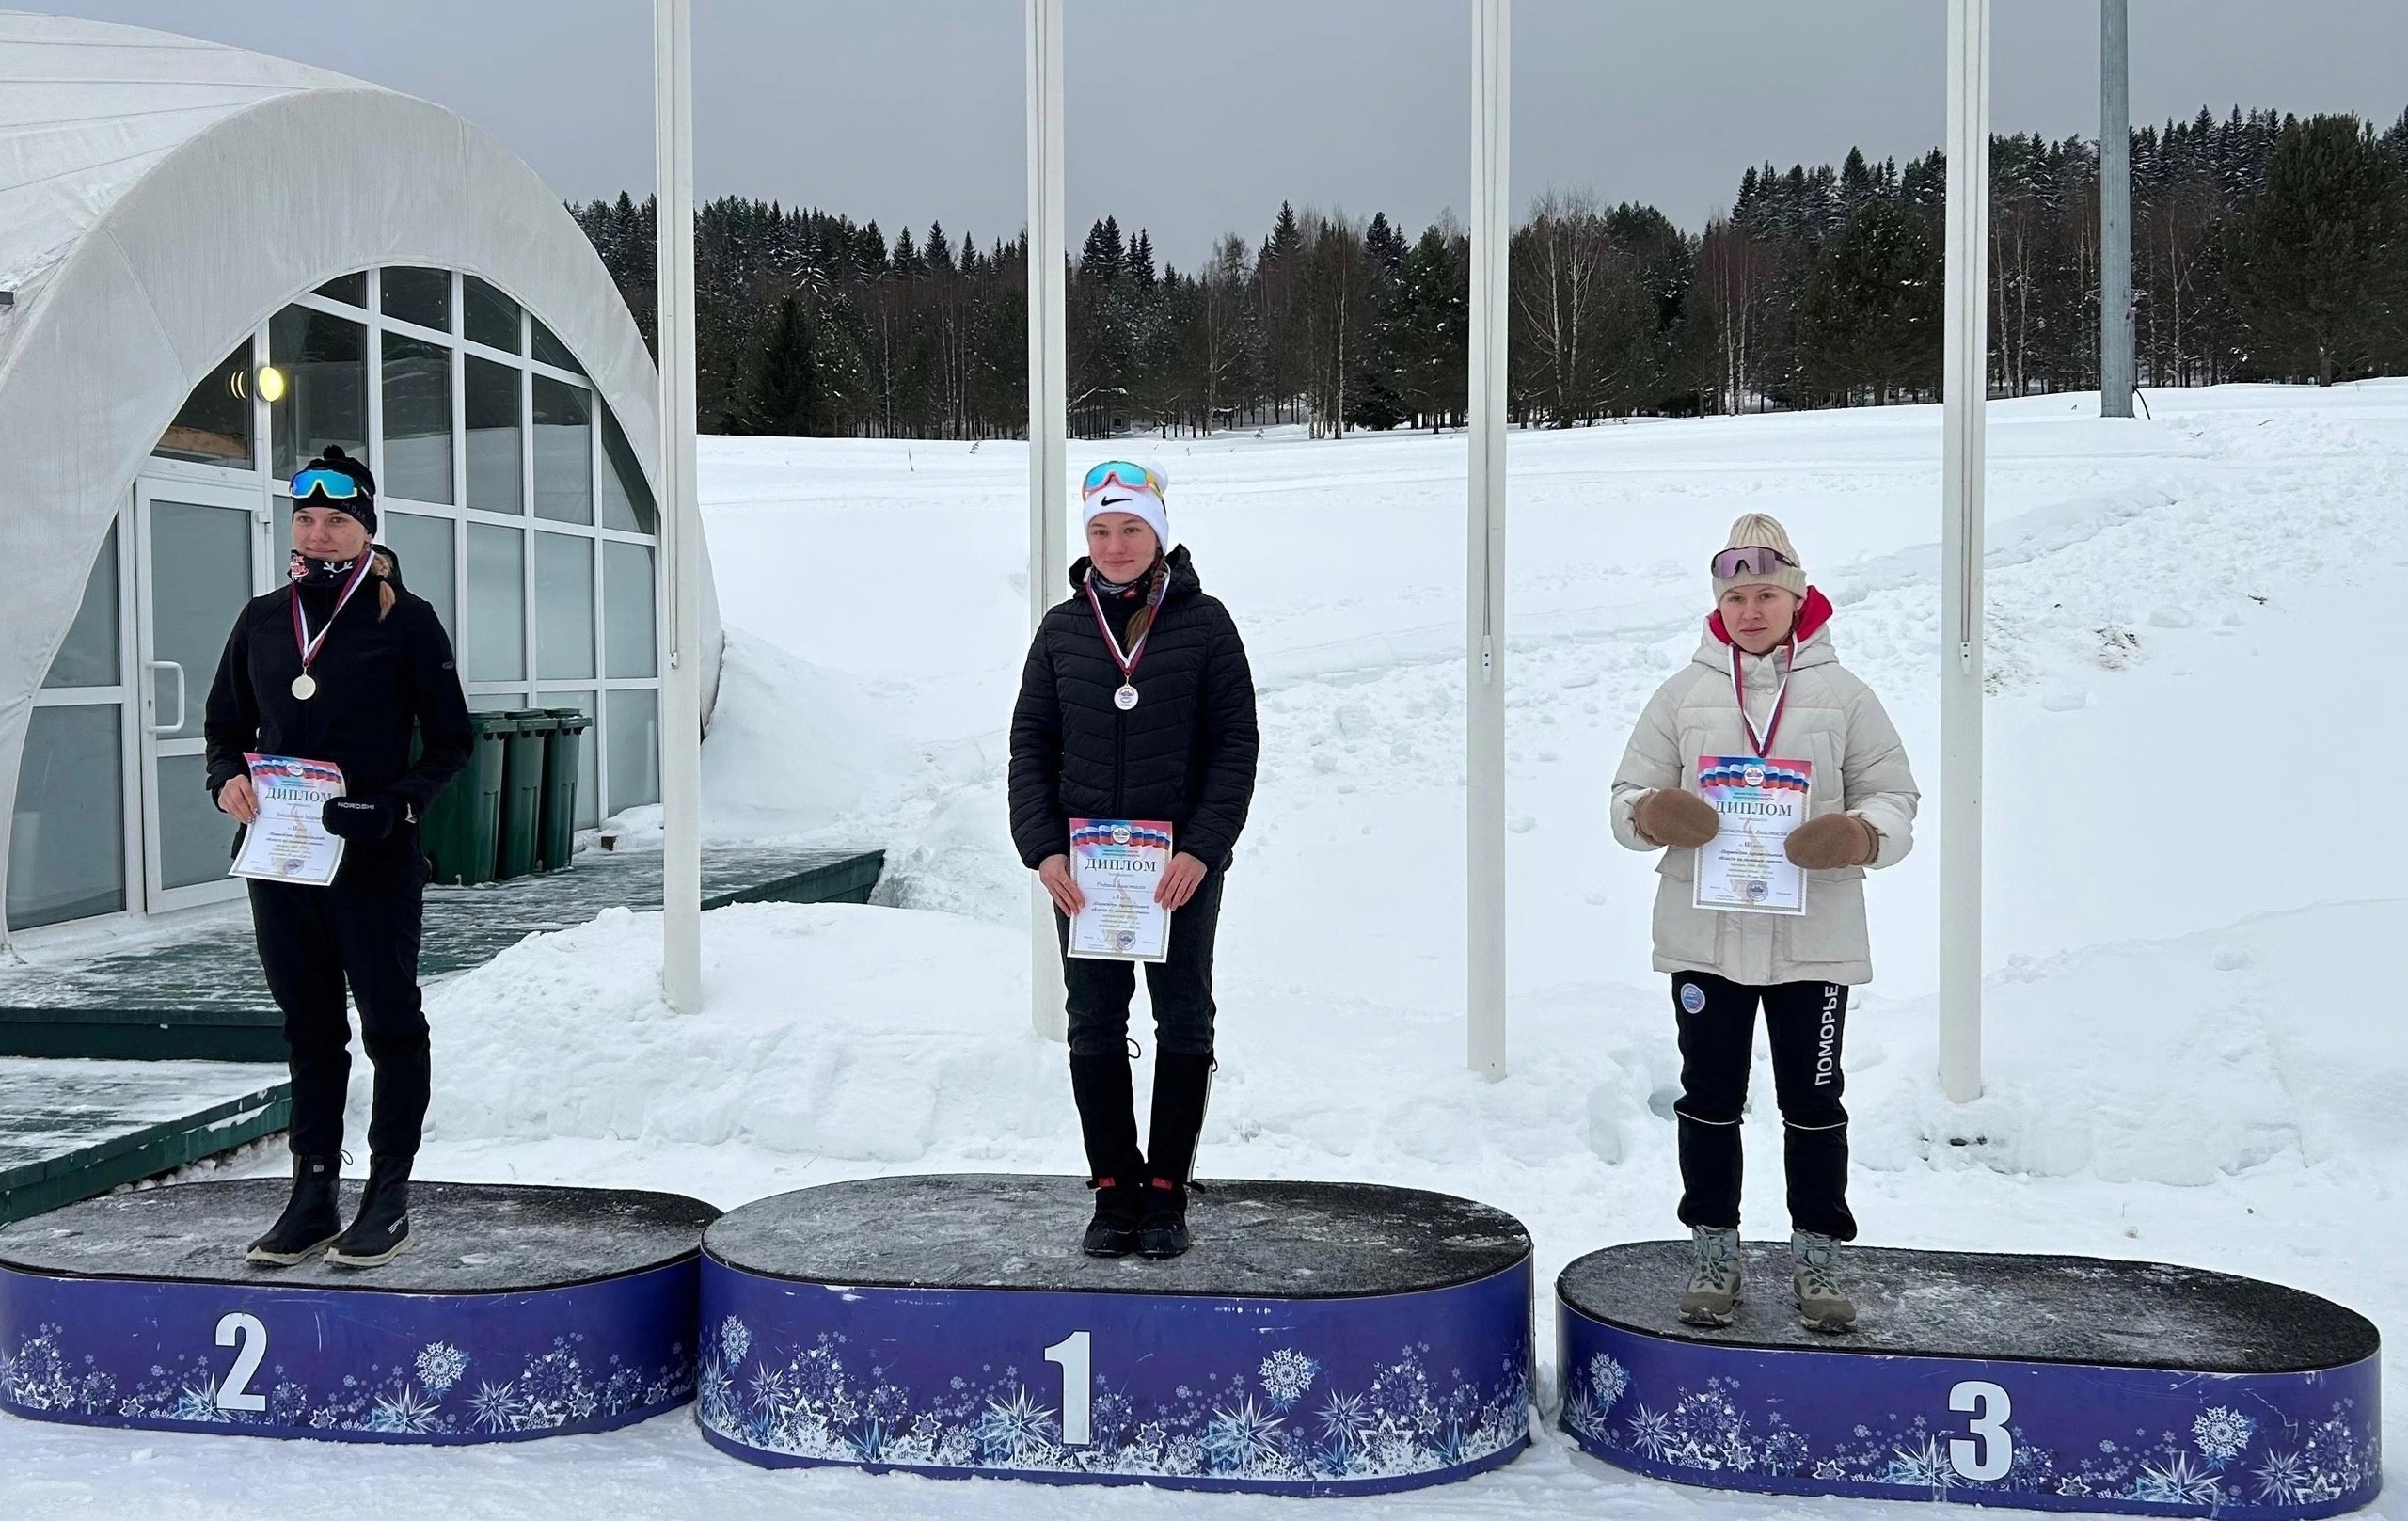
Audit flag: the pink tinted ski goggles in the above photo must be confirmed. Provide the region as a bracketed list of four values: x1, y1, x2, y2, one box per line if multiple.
[1711, 545, 1794, 580]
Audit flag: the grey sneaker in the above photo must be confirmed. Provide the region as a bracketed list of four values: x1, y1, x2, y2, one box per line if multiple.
[1678, 1226, 1743, 1326]
[1792, 1230, 1857, 1333]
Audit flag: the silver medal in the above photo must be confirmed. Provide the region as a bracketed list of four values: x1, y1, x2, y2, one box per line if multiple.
[1114, 683, 1139, 711]
[291, 673, 318, 701]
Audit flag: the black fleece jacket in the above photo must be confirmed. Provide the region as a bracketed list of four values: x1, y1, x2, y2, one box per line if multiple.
[203, 573, 473, 819]
[1008, 546, 1259, 871]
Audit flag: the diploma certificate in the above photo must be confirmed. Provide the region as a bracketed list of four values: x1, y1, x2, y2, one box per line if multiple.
[1067, 818, 1174, 962]
[1691, 755, 1813, 915]
[230, 753, 347, 888]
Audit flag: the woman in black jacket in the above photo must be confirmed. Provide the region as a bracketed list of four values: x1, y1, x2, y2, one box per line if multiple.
[204, 446, 472, 1269]
[1009, 461, 1259, 1260]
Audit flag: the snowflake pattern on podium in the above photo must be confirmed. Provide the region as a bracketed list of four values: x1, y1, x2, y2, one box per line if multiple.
[1559, 1355, 2380, 1516]
[699, 1315, 1528, 1484]
[1, 1323, 691, 1437]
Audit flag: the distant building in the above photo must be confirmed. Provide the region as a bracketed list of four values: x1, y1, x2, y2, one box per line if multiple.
[0, 14, 718, 938]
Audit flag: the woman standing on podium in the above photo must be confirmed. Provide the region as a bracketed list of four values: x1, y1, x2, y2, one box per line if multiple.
[204, 446, 472, 1269]
[1010, 461, 1259, 1261]
[1611, 514, 1918, 1334]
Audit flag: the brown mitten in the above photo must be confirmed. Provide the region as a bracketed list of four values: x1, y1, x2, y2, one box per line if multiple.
[1634, 788, 1720, 848]
[1785, 812, 1880, 870]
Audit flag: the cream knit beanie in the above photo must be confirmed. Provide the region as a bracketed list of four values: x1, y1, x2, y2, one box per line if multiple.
[1712, 513, 1807, 598]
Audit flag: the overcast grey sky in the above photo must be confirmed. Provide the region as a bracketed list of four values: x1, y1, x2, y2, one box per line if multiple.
[41, 1, 2408, 266]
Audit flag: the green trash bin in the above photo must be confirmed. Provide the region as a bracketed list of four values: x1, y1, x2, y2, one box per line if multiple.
[495, 711, 551, 881]
[537, 707, 591, 872]
[420, 713, 511, 886]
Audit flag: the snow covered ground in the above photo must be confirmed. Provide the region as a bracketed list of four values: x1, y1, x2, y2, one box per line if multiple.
[7, 381, 2407, 1518]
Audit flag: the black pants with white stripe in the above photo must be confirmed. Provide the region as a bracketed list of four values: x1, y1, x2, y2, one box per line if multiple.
[1671, 972, 1855, 1241]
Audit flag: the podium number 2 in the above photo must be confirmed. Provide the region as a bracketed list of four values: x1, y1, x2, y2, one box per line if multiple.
[214, 1312, 268, 1413]
[1948, 1381, 2012, 1481]
[1043, 1331, 1092, 1446]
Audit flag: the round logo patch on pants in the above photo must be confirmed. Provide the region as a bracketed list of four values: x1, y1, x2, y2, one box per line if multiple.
[1679, 981, 1708, 1015]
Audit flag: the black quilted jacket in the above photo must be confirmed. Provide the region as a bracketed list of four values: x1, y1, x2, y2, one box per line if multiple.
[1008, 546, 1259, 871]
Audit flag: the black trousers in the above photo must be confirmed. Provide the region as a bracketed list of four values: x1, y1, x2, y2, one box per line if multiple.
[1672, 971, 1855, 1241]
[1056, 870, 1223, 1058]
[248, 840, 431, 1162]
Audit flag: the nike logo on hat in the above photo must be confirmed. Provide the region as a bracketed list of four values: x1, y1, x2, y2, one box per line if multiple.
[1101, 494, 1132, 506]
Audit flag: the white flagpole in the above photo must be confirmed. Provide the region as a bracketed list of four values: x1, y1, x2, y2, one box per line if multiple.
[1939, 0, 1991, 1101]
[2099, 0, 2135, 419]
[1026, 0, 1069, 1042]
[1466, 0, 1510, 1081]
[654, 0, 704, 1013]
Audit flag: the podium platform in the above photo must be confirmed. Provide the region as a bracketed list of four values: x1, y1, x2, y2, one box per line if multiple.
[1558, 1241, 2382, 1520]
[699, 1175, 1533, 1495]
[0, 1180, 716, 1443]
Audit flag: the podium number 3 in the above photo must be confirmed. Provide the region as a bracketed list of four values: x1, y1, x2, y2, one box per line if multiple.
[1043, 1331, 1092, 1446]
[1948, 1380, 2012, 1481]
[214, 1312, 268, 1413]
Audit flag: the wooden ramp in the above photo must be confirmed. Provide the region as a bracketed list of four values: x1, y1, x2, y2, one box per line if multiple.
[0, 845, 882, 1061]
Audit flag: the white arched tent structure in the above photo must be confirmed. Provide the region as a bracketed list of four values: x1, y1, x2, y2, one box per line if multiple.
[0, 12, 718, 943]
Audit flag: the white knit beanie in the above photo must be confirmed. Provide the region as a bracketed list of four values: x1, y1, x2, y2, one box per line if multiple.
[1712, 513, 1807, 598]
[1081, 460, 1170, 557]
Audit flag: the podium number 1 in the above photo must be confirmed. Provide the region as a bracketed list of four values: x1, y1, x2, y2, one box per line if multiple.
[1043, 1331, 1091, 1446]
[214, 1312, 268, 1413]
[1948, 1381, 2012, 1481]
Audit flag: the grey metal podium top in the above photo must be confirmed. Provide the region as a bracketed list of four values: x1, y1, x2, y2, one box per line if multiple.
[706, 1175, 1531, 1298]
[1559, 1241, 2379, 1373]
[0, 1180, 717, 1294]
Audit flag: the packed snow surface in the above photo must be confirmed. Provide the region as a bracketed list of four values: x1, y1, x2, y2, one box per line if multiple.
[7, 383, 2406, 1518]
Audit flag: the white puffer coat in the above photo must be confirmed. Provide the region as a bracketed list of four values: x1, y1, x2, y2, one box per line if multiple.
[1610, 594, 1919, 987]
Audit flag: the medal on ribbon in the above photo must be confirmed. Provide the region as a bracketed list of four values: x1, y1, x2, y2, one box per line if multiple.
[1085, 568, 1170, 712]
[1732, 635, 1798, 757]
[288, 553, 378, 701]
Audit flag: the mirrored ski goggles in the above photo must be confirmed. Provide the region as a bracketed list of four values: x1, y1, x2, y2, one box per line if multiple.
[1711, 545, 1794, 580]
[1082, 461, 1165, 498]
[290, 467, 367, 503]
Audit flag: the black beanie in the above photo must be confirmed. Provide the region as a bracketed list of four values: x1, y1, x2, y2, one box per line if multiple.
[304, 444, 378, 533]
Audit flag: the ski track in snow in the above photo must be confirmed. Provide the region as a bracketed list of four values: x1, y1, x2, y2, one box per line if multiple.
[7, 385, 2407, 1517]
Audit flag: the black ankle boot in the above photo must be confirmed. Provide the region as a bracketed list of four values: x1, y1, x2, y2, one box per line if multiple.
[246, 1155, 342, 1266]
[1136, 1179, 1191, 1259]
[1139, 1053, 1215, 1259]
[325, 1156, 413, 1268]
[1069, 1053, 1146, 1257]
[1083, 1179, 1144, 1258]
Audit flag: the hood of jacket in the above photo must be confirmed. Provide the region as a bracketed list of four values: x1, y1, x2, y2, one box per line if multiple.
[1068, 543, 1201, 603]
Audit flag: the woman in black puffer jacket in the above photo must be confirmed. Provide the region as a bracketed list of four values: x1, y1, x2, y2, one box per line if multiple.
[1009, 460, 1259, 1261]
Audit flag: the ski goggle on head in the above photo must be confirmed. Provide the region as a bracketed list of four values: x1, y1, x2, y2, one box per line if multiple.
[290, 467, 368, 504]
[1711, 545, 1794, 580]
[1082, 461, 1166, 498]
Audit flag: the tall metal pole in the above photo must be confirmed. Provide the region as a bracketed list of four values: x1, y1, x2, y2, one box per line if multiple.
[2099, 0, 2135, 418]
[654, 0, 704, 1013]
[1465, 0, 1510, 1081]
[1026, 0, 1069, 1042]
[1939, 0, 1991, 1101]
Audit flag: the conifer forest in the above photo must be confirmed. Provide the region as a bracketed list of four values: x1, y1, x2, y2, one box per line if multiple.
[572, 107, 2408, 439]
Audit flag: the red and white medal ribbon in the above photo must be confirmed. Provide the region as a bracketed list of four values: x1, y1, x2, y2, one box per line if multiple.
[287, 554, 378, 700]
[1732, 637, 1797, 757]
[1085, 570, 1169, 711]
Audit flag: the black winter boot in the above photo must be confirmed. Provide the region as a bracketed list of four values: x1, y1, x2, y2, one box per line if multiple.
[246, 1155, 342, 1266]
[325, 1156, 413, 1268]
[1139, 1053, 1214, 1259]
[1070, 1054, 1147, 1258]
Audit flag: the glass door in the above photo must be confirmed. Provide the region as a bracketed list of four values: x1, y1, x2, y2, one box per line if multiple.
[134, 478, 266, 912]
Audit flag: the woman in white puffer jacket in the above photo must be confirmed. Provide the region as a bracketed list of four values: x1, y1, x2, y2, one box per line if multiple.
[1610, 513, 1919, 1336]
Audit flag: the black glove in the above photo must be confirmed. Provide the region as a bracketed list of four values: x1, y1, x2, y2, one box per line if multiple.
[322, 794, 402, 842]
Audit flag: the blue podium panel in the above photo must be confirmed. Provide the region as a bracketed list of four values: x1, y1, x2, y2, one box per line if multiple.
[1558, 1242, 2382, 1520]
[0, 1180, 716, 1443]
[698, 1175, 1533, 1495]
